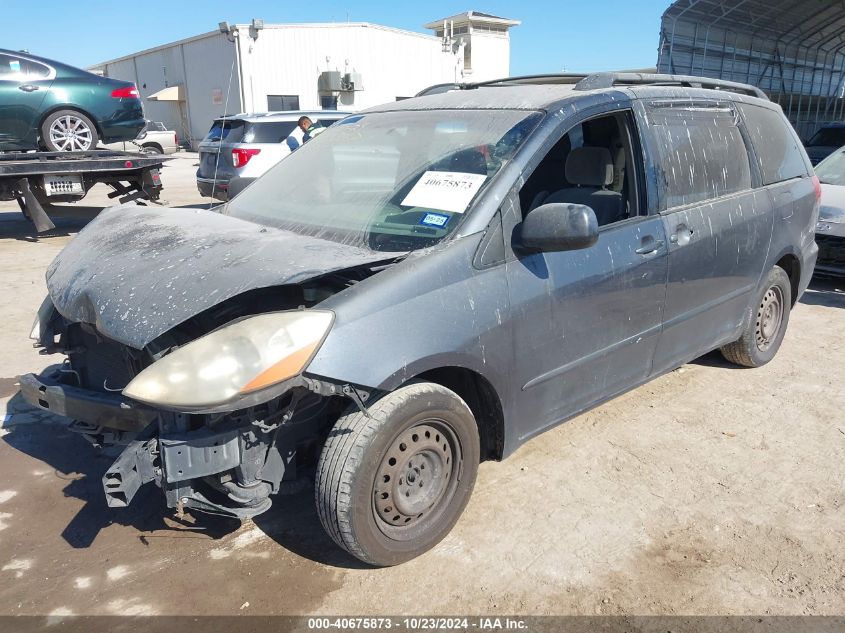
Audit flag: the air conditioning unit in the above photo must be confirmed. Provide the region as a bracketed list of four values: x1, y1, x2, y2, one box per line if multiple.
[342, 72, 364, 91]
[318, 71, 343, 92]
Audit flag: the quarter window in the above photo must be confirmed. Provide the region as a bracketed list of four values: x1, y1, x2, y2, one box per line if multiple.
[0, 54, 51, 80]
[243, 121, 298, 143]
[738, 104, 808, 185]
[647, 103, 752, 210]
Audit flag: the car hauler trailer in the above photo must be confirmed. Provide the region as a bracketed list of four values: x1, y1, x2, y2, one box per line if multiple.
[0, 150, 172, 232]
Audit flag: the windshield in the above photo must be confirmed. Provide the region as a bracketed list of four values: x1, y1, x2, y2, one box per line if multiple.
[815, 148, 845, 185]
[807, 126, 845, 148]
[224, 109, 543, 252]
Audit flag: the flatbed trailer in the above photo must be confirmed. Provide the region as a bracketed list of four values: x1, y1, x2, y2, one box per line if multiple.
[0, 150, 173, 232]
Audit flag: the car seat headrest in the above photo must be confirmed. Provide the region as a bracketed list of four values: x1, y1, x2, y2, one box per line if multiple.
[564, 146, 613, 187]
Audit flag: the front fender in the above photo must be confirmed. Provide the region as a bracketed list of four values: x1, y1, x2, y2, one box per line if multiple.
[304, 234, 513, 403]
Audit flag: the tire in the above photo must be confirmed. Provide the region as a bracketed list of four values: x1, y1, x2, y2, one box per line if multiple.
[315, 382, 480, 566]
[141, 143, 163, 154]
[40, 110, 99, 152]
[721, 266, 792, 367]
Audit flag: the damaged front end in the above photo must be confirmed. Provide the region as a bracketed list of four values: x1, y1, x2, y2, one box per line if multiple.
[21, 205, 404, 518]
[102, 387, 331, 518]
[23, 270, 385, 519]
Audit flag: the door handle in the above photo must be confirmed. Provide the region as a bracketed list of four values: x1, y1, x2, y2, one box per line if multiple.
[18, 84, 39, 92]
[669, 225, 694, 245]
[635, 239, 664, 255]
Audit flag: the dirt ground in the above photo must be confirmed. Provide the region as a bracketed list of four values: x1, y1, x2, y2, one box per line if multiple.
[0, 154, 843, 616]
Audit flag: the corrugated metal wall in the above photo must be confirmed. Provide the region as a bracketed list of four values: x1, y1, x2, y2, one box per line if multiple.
[99, 33, 240, 147]
[657, 0, 845, 141]
[236, 23, 462, 113]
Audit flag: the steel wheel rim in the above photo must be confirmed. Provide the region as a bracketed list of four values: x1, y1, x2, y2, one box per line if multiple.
[755, 285, 784, 351]
[49, 115, 93, 151]
[372, 420, 461, 540]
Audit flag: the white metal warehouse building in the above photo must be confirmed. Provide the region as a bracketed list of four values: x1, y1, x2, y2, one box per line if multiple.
[90, 11, 519, 148]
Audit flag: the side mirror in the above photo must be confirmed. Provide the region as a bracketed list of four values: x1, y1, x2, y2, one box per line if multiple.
[515, 203, 599, 252]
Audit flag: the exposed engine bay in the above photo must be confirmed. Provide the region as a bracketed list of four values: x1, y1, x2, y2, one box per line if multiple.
[24, 263, 394, 518]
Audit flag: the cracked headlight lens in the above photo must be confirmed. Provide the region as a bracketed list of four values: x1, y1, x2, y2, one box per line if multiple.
[123, 310, 333, 408]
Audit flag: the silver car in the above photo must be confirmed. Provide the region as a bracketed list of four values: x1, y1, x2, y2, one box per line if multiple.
[814, 146, 845, 276]
[103, 120, 179, 155]
[196, 111, 349, 200]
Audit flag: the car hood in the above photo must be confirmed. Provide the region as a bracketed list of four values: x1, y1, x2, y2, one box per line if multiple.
[46, 205, 397, 349]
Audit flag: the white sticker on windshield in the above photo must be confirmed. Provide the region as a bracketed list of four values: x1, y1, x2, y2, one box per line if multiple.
[400, 171, 486, 213]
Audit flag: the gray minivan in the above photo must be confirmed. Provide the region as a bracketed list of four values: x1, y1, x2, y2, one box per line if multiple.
[23, 73, 819, 566]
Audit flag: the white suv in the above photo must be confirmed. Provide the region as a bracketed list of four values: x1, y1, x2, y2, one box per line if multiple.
[196, 110, 349, 200]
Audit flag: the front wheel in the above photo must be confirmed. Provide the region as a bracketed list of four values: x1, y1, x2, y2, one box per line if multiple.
[721, 266, 792, 367]
[41, 110, 99, 152]
[315, 382, 480, 566]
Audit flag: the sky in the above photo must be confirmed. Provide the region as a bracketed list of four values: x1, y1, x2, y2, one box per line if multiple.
[4, 1, 669, 75]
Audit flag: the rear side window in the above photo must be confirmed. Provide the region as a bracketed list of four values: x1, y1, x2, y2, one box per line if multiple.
[243, 121, 298, 143]
[738, 104, 808, 185]
[0, 54, 51, 80]
[203, 119, 246, 143]
[647, 102, 752, 210]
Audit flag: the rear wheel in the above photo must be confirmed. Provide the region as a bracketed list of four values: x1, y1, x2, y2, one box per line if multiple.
[141, 143, 163, 154]
[41, 110, 99, 152]
[721, 266, 792, 367]
[315, 382, 480, 566]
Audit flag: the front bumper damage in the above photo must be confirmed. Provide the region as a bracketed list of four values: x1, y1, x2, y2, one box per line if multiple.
[20, 369, 154, 432]
[21, 366, 338, 518]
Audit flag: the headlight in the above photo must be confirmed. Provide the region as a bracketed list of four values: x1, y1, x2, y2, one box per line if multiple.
[123, 310, 333, 408]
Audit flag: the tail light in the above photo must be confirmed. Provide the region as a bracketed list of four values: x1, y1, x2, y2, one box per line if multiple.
[811, 174, 822, 202]
[111, 85, 140, 98]
[232, 148, 260, 168]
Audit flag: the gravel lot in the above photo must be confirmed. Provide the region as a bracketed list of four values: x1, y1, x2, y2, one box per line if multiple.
[0, 153, 843, 616]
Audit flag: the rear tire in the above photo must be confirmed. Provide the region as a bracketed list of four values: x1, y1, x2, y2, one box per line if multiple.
[141, 143, 163, 154]
[721, 266, 792, 367]
[315, 382, 480, 566]
[40, 110, 99, 152]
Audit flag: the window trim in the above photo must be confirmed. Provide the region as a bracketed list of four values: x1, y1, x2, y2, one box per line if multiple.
[657, 186, 758, 217]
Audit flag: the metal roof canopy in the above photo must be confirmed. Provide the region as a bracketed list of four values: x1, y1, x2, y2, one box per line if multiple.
[657, 0, 845, 139]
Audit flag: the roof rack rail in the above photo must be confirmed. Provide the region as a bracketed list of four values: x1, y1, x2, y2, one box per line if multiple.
[573, 73, 768, 100]
[414, 74, 590, 97]
[471, 73, 589, 88]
